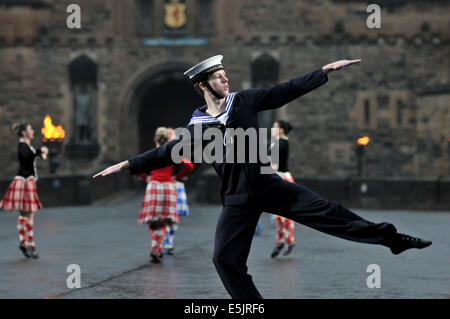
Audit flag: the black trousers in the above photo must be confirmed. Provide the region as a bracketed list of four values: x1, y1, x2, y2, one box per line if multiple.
[212, 179, 397, 299]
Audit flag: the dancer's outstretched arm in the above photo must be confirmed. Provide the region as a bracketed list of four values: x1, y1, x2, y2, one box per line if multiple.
[240, 59, 361, 113]
[93, 138, 182, 179]
[40, 146, 49, 160]
[93, 159, 130, 179]
[93, 125, 200, 179]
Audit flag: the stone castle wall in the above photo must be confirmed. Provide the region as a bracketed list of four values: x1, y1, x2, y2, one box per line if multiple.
[0, 0, 448, 178]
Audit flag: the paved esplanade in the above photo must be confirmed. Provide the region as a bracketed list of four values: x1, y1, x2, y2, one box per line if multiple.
[0, 191, 448, 299]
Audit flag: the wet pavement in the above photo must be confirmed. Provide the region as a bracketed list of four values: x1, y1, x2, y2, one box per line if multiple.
[0, 190, 449, 299]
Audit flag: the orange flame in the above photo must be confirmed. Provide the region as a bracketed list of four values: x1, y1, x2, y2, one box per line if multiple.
[357, 136, 370, 146]
[41, 114, 65, 142]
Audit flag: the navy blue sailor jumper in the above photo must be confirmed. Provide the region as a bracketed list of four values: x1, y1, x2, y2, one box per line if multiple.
[128, 68, 328, 208]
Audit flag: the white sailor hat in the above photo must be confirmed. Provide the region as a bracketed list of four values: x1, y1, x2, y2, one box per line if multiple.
[183, 55, 224, 84]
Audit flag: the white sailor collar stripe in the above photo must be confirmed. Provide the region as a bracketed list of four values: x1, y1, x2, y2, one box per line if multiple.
[188, 92, 237, 126]
[225, 92, 236, 113]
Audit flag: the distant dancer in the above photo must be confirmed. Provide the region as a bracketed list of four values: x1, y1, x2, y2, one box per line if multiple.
[270, 120, 296, 258]
[163, 127, 194, 255]
[135, 127, 194, 263]
[0, 123, 48, 259]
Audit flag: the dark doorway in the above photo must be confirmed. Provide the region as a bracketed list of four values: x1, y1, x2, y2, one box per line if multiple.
[138, 77, 204, 153]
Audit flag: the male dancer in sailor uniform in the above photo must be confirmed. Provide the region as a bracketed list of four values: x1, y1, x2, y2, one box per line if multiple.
[94, 55, 432, 299]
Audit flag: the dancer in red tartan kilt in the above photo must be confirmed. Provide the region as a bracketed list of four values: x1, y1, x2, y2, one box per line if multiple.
[270, 120, 296, 258]
[0, 123, 48, 259]
[135, 127, 194, 263]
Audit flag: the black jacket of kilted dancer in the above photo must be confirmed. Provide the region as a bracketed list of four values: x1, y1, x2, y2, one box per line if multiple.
[17, 142, 42, 178]
[94, 61, 431, 299]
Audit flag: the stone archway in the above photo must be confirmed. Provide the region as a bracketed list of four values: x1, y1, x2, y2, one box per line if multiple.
[118, 61, 205, 159]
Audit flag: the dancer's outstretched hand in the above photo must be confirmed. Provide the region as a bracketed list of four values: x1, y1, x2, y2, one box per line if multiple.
[41, 146, 49, 160]
[322, 59, 361, 74]
[41, 146, 49, 155]
[93, 160, 129, 179]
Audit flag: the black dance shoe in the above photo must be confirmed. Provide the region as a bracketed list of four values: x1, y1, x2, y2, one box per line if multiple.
[271, 243, 285, 259]
[283, 243, 296, 256]
[150, 252, 161, 263]
[30, 249, 39, 259]
[166, 248, 175, 255]
[389, 233, 432, 255]
[19, 245, 31, 258]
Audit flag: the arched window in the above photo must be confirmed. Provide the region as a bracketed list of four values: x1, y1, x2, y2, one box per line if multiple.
[68, 55, 98, 147]
[251, 53, 280, 134]
[135, 0, 154, 35]
[196, 0, 216, 35]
